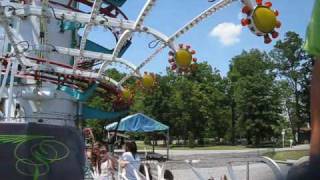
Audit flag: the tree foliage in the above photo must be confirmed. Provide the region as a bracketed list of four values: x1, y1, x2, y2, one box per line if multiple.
[270, 31, 313, 142]
[85, 31, 312, 146]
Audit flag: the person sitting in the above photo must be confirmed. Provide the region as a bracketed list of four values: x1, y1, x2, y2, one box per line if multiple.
[91, 142, 115, 180]
[119, 141, 141, 180]
[84, 146, 94, 180]
[100, 143, 116, 180]
[91, 142, 102, 179]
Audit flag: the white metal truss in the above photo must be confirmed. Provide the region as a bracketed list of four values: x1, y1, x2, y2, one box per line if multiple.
[76, 0, 103, 70]
[0, 0, 243, 89]
[0, 9, 27, 65]
[98, 0, 158, 76]
[168, 0, 237, 42]
[2, 2, 175, 48]
[118, 44, 166, 86]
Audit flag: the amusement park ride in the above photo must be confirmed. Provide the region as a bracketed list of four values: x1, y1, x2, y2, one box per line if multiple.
[0, 0, 283, 179]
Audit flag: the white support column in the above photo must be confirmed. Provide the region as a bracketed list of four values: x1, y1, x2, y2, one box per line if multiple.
[6, 61, 18, 122]
[0, 61, 11, 99]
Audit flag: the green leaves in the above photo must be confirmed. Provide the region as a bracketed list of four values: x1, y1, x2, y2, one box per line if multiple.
[130, 62, 231, 141]
[227, 49, 283, 145]
[85, 31, 311, 146]
[270, 31, 313, 143]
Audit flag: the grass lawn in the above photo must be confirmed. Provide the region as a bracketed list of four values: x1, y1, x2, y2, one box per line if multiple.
[169, 145, 247, 150]
[264, 150, 309, 161]
[136, 141, 247, 151]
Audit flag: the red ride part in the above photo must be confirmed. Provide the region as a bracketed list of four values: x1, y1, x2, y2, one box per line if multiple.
[171, 64, 177, 70]
[264, 35, 272, 44]
[276, 21, 281, 28]
[271, 31, 279, 39]
[264, 1, 272, 7]
[256, 0, 263, 5]
[241, 18, 250, 26]
[242, 6, 251, 15]
[49, 0, 128, 19]
[192, 58, 197, 63]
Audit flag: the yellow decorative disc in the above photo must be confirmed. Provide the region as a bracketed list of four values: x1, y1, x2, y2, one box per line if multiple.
[253, 6, 277, 33]
[122, 89, 131, 100]
[175, 49, 192, 68]
[142, 74, 154, 88]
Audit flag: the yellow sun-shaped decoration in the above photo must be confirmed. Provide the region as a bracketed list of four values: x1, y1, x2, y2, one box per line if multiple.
[142, 73, 156, 88]
[113, 88, 134, 110]
[241, 0, 281, 44]
[168, 44, 198, 74]
[136, 72, 157, 92]
[121, 88, 133, 101]
[175, 49, 192, 68]
[141, 72, 156, 89]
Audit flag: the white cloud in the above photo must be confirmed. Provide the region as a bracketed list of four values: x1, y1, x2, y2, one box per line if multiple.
[209, 22, 242, 46]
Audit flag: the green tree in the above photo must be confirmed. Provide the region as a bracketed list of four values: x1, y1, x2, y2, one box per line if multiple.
[228, 49, 283, 145]
[270, 31, 313, 143]
[132, 62, 231, 145]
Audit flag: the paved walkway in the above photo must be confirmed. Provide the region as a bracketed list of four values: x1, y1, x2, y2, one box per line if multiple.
[170, 163, 290, 180]
[150, 145, 309, 179]
[151, 144, 310, 157]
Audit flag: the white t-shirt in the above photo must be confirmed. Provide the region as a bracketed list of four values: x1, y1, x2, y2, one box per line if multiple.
[91, 160, 113, 180]
[121, 152, 141, 180]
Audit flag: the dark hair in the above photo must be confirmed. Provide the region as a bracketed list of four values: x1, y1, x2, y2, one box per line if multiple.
[100, 141, 109, 152]
[91, 142, 101, 174]
[164, 170, 174, 180]
[125, 141, 138, 159]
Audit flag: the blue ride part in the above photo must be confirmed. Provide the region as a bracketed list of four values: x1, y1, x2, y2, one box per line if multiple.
[60, 24, 131, 57]
[58, 83, 98, 101]
[85, 39, 113, 54]
[105, 113, 169, 132]
[82, 106, 127, 120]
[84, 38, 131, 57]
[60, 21, 84, 31]
[104, 0, 127, 7]
[58, 84, 126, 119]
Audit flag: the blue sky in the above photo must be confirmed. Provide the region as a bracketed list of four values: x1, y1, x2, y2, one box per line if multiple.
[86, 0, 314, 77]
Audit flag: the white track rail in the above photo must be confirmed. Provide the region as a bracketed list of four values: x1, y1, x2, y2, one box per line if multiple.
[0, 7, 28, 65]
[2, 2, 174, 49]
[75, 0, 103, 70]
[98, 0, 158, 76]
[168, 0, 237, 42]
[119, 0, 238, 85]
[118, 44, 166, 85]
